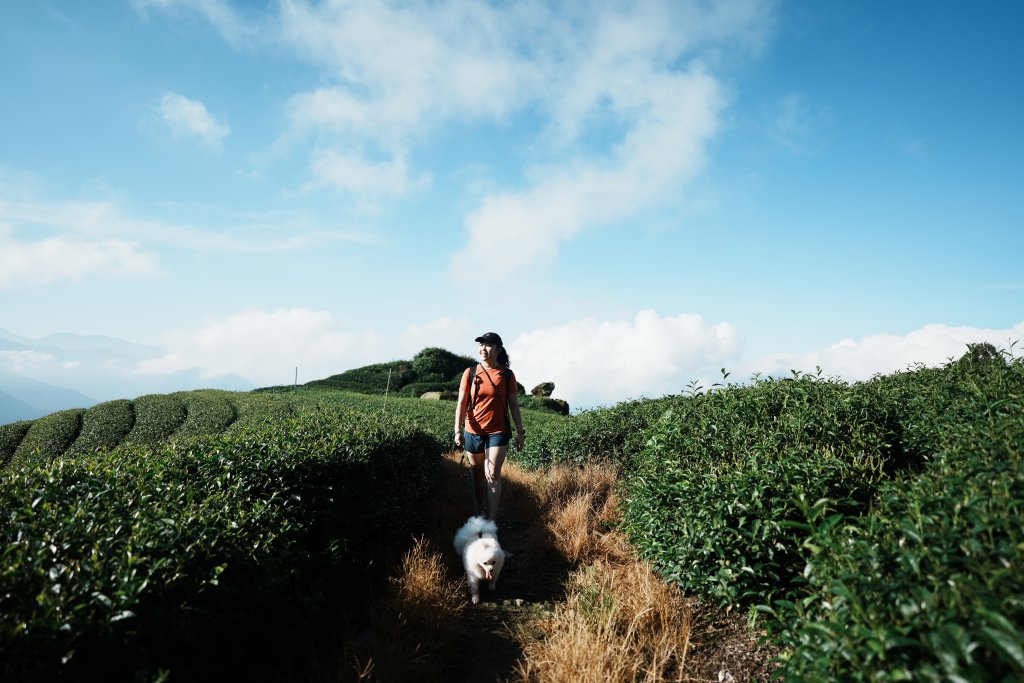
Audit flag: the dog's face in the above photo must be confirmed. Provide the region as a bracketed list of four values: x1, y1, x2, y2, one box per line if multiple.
[479, 558, 497, 580]
[471, 541, 504, 581]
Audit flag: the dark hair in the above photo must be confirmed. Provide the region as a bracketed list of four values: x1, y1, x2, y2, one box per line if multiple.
[497, 346, 510, 369]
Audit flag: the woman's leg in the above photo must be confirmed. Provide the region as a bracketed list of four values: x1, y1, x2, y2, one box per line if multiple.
[468, 450, 487, 516]
[484, 444, 508, 521]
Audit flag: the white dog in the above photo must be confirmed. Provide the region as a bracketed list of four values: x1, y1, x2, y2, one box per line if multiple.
[453, 516, 505, 604]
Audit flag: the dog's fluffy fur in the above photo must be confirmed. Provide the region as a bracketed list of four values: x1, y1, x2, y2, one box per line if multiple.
[453, 516, 505, 604]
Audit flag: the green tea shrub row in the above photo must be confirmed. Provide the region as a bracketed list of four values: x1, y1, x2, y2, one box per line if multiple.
[514, 394, 679, 469]
[0, 405, 441, 682]
[65, 400, 134, 457]
[0, 420, 33, 468]
[172, 390, 237, 440]
[307, 360, 416, 394]
[622, 375, 896, 607]
[398, 380, 459, 398]
[767, 355, 1024, 681]
[124, 393, 187, 445]
[10, 408, 84, 469]
[0, 381, 573, 476]
[225, 391, 296, 432]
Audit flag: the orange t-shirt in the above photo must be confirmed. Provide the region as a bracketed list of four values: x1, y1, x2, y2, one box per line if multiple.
[460, 365, 517, 435]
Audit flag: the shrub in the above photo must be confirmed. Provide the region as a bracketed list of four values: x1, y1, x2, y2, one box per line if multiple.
[172, 390, 237, 440]
[622, 376, 895, 607]
[767, 354, 1024, 681]
[518, 395, 570, 415]
[0, 420, 33, 469]
[225, 392, 296, 432]
[307, 361, 415, 394]
[398, 381, 460, 398]
[0, 405, 441, 681]
[65, 400, 134, 457]
[514, 395, 676, 470]
[10, 409, 84, 468]
[411, 347, 474, 382]
[124, 394, 187, 446]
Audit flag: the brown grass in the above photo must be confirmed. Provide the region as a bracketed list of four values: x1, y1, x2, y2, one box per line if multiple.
[507, 460, 696, 682]
[340, 536, 466, 682]
[328, 452, 777, 682]
[512, 557, 694, 682]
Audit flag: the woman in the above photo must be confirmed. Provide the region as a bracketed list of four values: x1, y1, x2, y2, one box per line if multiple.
[454, 332, 525, 522]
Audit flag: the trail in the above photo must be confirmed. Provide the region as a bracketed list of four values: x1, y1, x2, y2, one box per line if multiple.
[340, 452, 780, 682]
[432, 453, 573, 683]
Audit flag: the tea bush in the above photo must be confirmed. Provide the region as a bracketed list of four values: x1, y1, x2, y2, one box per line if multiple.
[622, 375, 896, 607]
[172, 390, 237, 440]
[0, 404, 441, 681]
[308, 360, 415, 394]
[124, 393, 187, 446]
[768, 354, 1024, 681]
[10, 408, 84, 468]
[225, 391, 296, 432]
[65, 399, 134, 457]
[0, 420, 33, 468]
[514, 394, 675, 469]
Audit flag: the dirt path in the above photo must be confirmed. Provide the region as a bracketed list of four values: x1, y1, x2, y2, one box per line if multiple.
[432, 455, 572, 683]
[339, 453, 780, 682]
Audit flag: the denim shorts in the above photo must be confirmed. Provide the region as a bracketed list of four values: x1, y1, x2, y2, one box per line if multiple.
[463, 430, 510, 453]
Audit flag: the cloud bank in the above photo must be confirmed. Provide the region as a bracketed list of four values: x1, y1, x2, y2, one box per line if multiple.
[0, 234, 159, 287]
[512, 309, 743, 408]
[746, 322, 1024, 382]
[136, 308, 474, 386]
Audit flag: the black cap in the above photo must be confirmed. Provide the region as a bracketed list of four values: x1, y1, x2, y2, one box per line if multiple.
[475, 332, 503, 346]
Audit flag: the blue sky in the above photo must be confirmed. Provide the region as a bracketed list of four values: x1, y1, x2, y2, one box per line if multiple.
[1, 0, 1022, 410]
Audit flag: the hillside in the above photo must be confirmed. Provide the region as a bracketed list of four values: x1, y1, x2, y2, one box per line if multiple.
[300, 345, 569, 413]
[1, 343, 1020, 681]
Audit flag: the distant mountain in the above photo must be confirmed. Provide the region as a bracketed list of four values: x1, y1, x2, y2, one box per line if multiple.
[0, 368, 97, 424]
[33, 332, 163, 359]
[0, 388, 44, 423]
[0, 329, 254, 420]
[0, 327, 33, 345]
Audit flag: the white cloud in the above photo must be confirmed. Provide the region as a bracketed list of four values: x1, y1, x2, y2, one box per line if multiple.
[511, 309, 742, 409]
[158, 91, 230, 150]
[135, 308, 474, 387]
[746, 321, 1024, 381]
[0, 235, 160, 287]
[0, 350, 58, 372]
[455, 65, 725, 278]
[305, 148, 431, 197]
[144, 1, 774, 256]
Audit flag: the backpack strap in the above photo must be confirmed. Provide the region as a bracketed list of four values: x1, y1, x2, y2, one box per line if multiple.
[471, 365, 514, 436]
[468, 364, 480, 411]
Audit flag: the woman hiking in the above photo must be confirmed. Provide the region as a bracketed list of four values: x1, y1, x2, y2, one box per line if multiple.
[454, 332, 526, 522]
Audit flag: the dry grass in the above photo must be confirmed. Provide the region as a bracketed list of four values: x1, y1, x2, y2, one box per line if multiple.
[507, 460, 696, 683]
[502, 457, 626, 565]
[513, 557, 694, 683]
[341, 536, 466, 682]
[328, 452, 776, 682]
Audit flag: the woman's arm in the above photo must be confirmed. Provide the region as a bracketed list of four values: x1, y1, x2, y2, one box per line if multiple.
[454, 368, 470, 448]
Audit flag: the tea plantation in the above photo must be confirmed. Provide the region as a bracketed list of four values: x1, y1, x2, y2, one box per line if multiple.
[518, 344, 1024, 681]
[1, 344, 1021, 681]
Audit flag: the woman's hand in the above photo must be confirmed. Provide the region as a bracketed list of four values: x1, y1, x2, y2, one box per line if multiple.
[454, 431, 464, 449]
[515, 429, 525, 450]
